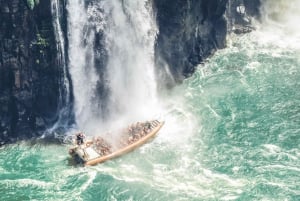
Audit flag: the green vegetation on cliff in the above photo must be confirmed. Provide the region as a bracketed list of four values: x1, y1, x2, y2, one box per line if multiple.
[26, 0, 39, 10]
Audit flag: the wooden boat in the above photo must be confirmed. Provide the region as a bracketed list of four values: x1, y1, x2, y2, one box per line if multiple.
[69, 120, 164, 166]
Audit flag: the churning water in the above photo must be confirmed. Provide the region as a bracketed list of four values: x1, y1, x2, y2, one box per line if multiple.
[67, 0, 159, 135]
[1, 0, 300, 200]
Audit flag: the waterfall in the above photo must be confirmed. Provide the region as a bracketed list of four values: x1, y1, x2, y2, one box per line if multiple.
[50, 0, 72, 130]
[251, 0, 300, 51]
[259, 0, 300, 44]
[102, 0, 158, 122]
[67, 0, 159, 134]
[67, 0, 100, 133]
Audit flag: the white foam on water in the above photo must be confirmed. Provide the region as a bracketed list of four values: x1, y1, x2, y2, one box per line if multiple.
[255, 0, 300, 49]
[0, 178, 54, 189]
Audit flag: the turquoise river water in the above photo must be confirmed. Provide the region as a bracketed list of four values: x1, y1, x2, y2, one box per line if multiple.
[1, 30, 300, 200]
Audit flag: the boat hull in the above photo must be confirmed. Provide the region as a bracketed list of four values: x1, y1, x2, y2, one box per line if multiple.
[69, 120, 164, 166]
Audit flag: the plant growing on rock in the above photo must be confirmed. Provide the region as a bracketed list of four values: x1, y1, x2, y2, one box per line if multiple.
[30, 33, 49, 56]
[26, 0, 40, 10]
[35, 33, 49, 48]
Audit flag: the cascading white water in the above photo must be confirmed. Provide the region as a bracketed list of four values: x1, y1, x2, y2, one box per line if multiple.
[101, 0, 159, 122]
[67, 0, 160, 134]
[50, 0, 71, 129]
[67, 0, 99, 133]
[258, 0, 300, 48]
[261, 0, 300, 30]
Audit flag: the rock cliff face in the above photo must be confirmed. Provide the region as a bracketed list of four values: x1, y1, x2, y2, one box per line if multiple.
[0, 0, 260, 144]
[227, 0, 261, 34]
[0, 0, 72, 144]
[154, 0, 260, 86]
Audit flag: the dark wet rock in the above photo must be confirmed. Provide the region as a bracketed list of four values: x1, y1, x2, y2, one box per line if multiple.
[0, 0, 72, 144]
[227, 0, 261, 34]
[154, 0, 261, 87]
[0, 0, 261, 144]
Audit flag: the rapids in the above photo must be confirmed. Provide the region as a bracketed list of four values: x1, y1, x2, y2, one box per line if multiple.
[1, 0, 300, 200]
[1, 30, 300, 200]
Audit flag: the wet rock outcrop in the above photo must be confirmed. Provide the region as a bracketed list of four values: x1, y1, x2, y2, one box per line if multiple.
[227, 0, 261, 34]
[154, 0, 261, 87]
[0, 0, 260, 144]
[0, 0, 71, 144]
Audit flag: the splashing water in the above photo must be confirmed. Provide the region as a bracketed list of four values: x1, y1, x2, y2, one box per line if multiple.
[67, 0, 100, 133]
[102, 1, 159, 121]
[258, 0, 300, 48]
[67, 0, 160, 135]
[1, 0, 300, 200]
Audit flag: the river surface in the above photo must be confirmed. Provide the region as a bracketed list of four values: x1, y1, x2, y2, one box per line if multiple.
[1, 29, 300, 200]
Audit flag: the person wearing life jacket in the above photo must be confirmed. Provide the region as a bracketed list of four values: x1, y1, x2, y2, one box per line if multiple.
[76, 132, 85, 146]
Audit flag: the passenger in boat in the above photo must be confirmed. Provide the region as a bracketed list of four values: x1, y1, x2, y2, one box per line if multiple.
[146, 122, 151, 129]
[140, 130, 146, 138]
[94, 137, 112, 155]
[119, 136, 128, 146]
[143, 122, 151, 134]
[128, 136, 134, 144]
[76, 132, 85, 146]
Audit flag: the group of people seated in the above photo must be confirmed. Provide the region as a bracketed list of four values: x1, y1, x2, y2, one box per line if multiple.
[74, 120, 160, 156]
[75, 132, 112, 156]
[121, 120, 160, 145]
[93, 137, 112, 156]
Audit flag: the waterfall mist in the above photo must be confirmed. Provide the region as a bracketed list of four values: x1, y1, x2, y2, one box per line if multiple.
[67, 0, 161, 135]
[102, 1, 159, 123]
[67, 0, 101, 134]
[259, 0, 300, 47]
